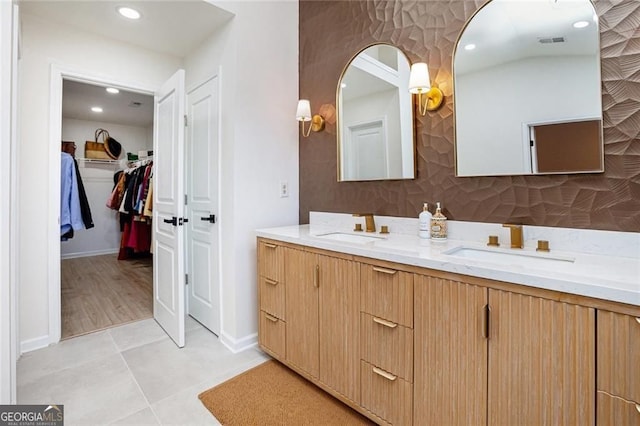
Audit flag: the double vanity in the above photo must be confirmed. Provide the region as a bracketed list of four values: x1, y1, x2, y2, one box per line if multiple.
[256, 212, 639, 425]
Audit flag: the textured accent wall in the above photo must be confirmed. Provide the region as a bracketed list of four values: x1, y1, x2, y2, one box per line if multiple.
[299, 0, 640, 232]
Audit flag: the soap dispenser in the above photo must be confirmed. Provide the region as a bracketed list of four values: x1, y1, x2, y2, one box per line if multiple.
[418, 203, 432, 239]
[430, 202, 448, 240]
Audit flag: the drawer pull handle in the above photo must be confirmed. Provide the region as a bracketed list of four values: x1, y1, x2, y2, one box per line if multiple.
[265, 313, 279, 323]
[636, 404, 640, 415]
[636, 317, 640, 325]
[372, 266, 397, 275]
[264, 243, 277, 249]
[314, 264, 320, 288]
[265, 278, 278, 286]
[373, 316, 398, 328]
[372, 367, 397, 381]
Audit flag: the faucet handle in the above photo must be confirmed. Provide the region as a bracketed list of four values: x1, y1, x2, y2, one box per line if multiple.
[352, 213, 376, 233]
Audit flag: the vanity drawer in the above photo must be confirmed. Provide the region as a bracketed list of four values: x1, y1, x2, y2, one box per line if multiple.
[259, 310, 285, 358]
[258, 239, 284, 282]
[360, 360, 412, 425]
[360, 312, 413, 382]
[597, 391, 640, 426]
[259, 276, 285, 320]
[597, 311, 640, 402]
[361, 264, 413, 328]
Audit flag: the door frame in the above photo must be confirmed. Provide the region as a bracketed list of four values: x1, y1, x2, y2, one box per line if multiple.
[47, 64, 156, 344]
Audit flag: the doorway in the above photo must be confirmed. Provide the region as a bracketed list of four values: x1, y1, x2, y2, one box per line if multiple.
[60, 79, 155, 339]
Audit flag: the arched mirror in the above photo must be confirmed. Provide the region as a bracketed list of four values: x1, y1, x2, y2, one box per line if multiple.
[337, 44, 415, 181]
[454, 0, 603, 177]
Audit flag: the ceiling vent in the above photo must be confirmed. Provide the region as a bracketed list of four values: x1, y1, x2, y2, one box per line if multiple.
[128, 101, 143, 108]
[538, 36, 566, 44]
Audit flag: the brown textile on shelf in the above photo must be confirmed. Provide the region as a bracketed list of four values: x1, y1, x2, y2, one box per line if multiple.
[198, 360, 374, 425]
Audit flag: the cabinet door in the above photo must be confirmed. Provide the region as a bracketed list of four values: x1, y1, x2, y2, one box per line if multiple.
[285, 248, 319, 377]
[318, 255, 360, 403]
[488, 289, 595, 425]
[414, 275, 488, 426]
[597, 310, 640, 403]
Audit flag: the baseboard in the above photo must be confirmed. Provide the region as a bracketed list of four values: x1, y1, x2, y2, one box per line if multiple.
[219, 331, 258, 354]
[20, 335, 50, 354]
[60, 248, 119, 260]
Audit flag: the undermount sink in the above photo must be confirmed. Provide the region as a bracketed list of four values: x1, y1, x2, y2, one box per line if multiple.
[443, 246, 575, 268]
[314, 232, 385, 244]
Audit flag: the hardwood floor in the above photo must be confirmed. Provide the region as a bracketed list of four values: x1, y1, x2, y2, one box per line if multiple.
[61, 254, 153, 339]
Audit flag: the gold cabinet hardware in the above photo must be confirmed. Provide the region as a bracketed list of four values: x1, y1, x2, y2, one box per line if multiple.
[482, 304, 491, 339]
[314, 264, 319, 288]
[372, 266, 397, 275]
[635, 317, 640, 325]
[372, 366, 397, 381]
[636, 403, 640, 414]
[264, 243, 277, 249]
[373, 316, 398, 328]
[265, 278, 278, 286]
[265, 313, 279, 322]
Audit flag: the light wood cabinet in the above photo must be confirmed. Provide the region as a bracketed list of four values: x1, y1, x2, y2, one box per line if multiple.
[284, 247, 319, 377]
[257, 237, 633, 425]
[597, 310, 640, 425]
[414, 275, 488, 426]
[597, 391, 640, 426]
[488, 289, 595, 425]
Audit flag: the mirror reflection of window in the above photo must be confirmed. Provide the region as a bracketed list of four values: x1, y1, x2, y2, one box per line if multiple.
[454, 0, 603, 177]
[338, 44, 415, 181]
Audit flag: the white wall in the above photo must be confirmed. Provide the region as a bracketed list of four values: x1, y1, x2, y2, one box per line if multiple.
[186, 0, 299, 350]
[0, 0, 17, 404]
[456, 55, 600, 176]
[18, 13, 182, 349]
[60, 118, 153, 258]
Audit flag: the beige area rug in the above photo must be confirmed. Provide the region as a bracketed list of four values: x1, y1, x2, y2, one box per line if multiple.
[198, 360, 375, 425]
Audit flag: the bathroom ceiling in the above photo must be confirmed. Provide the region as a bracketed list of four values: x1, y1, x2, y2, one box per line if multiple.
[22, 1, 234, 128]
[19, 0, 234, 57]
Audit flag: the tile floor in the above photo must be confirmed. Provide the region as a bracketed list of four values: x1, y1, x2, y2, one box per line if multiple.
[17, 317, 270, 425]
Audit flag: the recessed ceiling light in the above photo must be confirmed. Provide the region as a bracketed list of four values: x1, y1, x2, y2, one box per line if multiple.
[573, 21, 589, 28]
[91, 107, 103, 113]
[106, 87, 120, 94]
[464, 43, 476, 51]
[117, 6, 141, 20]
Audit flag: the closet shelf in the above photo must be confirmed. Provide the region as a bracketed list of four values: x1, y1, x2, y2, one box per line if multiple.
[76, 157, 120, 165]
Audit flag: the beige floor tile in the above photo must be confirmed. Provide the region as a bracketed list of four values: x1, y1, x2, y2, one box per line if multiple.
[109, 407, 160, 425]
[108, 319, 168, 352]
[18, 331, 118, 386]
[151, 382, 221, 426]
[18, 354, 148, 425]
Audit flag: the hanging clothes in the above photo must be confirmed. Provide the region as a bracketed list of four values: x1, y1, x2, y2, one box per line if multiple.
[60, 152, 83, 239]
[107, 160, 154, 259]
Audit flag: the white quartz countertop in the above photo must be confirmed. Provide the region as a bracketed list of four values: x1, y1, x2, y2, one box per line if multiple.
[256, 224, 640, 307]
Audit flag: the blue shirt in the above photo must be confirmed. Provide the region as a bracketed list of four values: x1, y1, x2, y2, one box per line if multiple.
[60, 152, 83, 235]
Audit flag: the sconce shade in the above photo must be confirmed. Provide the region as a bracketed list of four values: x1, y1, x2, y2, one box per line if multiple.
[409, 62, 431, 93]
[296, 99, 312, 121]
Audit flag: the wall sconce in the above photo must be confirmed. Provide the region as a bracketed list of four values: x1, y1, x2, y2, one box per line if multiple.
[408, 62, 444, 115]
[296, 99, 325, 137]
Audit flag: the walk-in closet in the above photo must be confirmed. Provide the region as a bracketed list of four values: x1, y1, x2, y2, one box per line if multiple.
[60, 80, 154, 339]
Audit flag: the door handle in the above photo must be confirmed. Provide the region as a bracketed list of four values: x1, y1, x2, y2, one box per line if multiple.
[163, 217, 177, 226]
[200, 214, 216, 223]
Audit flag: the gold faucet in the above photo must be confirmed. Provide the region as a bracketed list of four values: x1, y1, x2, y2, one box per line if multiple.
[353, 213, 376, 233]
[502, 224, 523, 249]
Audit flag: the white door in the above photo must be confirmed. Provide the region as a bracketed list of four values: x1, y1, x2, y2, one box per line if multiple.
[349, 120, 387, 179]
[186, 76, 220, 335]
[153, 69, 186, 348]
